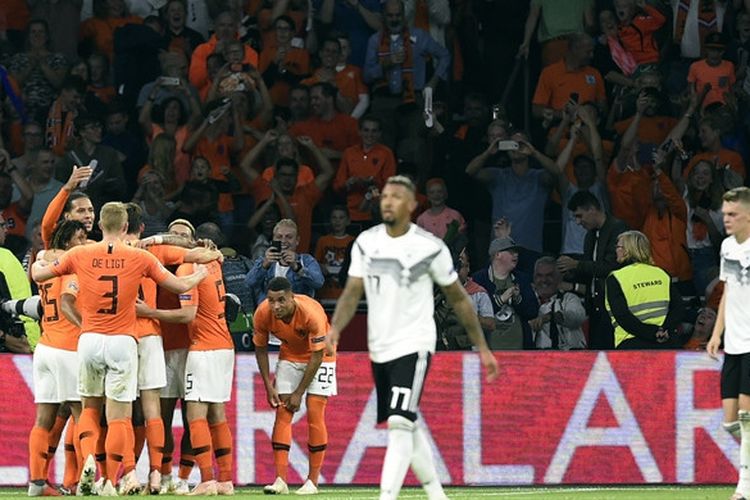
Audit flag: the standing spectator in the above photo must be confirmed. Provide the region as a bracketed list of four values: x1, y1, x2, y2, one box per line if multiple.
[289, 82, 360, 163]
[529, 255, 586, 350]
[316, 0, 382, 67]
[162, 0, 205, 59]
[112, 15, 165, 110]
[302, 37, 369, 118]
[102, 102, 147, 199]
[260, 16, 311, 109]
[9, 19, 69, 122]
[557, 191, 628, 349]
[244, 218, 324, 308]
[79, 0, 142, 60]
[416, 177, 466, 240]
[189, 12, 259, 98]
[314, 205, 355, 300]
[688, 32, 736, 109]
[45, 76, 85, 156]
[333, 115, 395, 225]
[465, 132, 557, 255]
[472, 237, 537, 350]
[137, 51, 200, 112]
[24, 148, 63, 243]
[518, 0, 595, 66]
[614, 0, 666, 67]
[532, 33, 606, 125]
[606, 230, 685, 349]
[54, 114, 127, 212]
[363, 0, 449, 159]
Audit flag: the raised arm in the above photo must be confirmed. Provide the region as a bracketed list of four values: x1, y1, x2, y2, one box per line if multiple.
[465, 138, 500, 182]
[136, 299, 197, 323]
[158, 264, 208, 294]
[41, 165, 93, 248]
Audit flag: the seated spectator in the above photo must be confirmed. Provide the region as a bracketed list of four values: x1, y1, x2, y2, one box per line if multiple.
[606, 230, 685, 349]
[9, 19, 68, 122]
[457, 248, 495, 342]
[259, 15, 311, 109]
[614, 0, 665, 67]
[244, 218, 324, 308]
[45, 76, 85, 156]
[683, 306, 717, 350]
[688, 33, 736, 109]
[54, 113, 127, 212]
[471, 237, 537, 350]
[466, 131, 557, 254]
[416, 178, 466, 240]
[333, 115, 396, 225]
[314, 205, 355, 300]
[529, 255, 586, 350]
[532, 33, 606, 126]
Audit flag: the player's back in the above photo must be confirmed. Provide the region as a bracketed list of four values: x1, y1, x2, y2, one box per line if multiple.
[254, 294, 332, 363]
[179, 260, 233, 351]
[135, 244, 189, 338]
[58, 241, 167, 335]
[38, 274, 80, 351]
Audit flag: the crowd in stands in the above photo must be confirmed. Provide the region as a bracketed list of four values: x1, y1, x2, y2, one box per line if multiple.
[0, 0, 746, 352]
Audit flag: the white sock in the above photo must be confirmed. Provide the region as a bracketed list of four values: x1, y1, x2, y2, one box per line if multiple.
[725, 420, 742, 439]
[411, 422, 447, 500]
[379, 416, 415, 500]
[737, 411, 750, 495]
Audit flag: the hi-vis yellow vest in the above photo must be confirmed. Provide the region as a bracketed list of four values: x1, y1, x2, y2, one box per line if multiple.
[605, 263, 670, 347]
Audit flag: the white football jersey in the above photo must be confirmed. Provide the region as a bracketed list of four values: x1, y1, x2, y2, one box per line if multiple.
[348, 224, 458, 363]
[720, 235, 750, 354]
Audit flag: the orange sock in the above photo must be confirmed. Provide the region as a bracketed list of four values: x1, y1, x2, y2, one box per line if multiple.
[306, 395, 328, 485]
[145, 418, 165, 472]
[29, 426, 50, 482]
[209, 421, 233, 482]
[178, 430, 194, 480]
[272, 407, 293, 481]
[122, 419, 136, 475]
[95, 422, 107, 472]
[63, 420, 78, 488]
[104, 419, 129, 482]
[68, 426, 83, 489]
[188, 419, 214, 481]
[77, 408, 101, 461]
[133, 424, 146, 461]
[45, 415, 67, 476]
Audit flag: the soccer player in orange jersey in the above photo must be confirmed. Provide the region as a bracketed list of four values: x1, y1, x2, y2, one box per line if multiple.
[31, 202, 208, 496]
[28, 220, 88, 497]
[254, 277, 336, 495]
[124, 204, 222, 494]
[137, 247, 235, 496]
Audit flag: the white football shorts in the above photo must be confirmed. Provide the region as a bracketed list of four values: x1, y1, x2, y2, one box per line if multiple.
[184, 349, 235, 403]
[33, 343, 80, 403]
[161, 348, 188, 399]
[137, 334, 167, 391]
[77, 333, 138, 402]
[276, 360, 337, 397]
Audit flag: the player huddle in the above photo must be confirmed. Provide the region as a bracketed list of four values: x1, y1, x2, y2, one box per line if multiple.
[26, 170, 499, 499]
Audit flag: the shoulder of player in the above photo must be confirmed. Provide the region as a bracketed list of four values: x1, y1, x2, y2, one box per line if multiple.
[411, 225, 450, 252]
[295, 294, 325, 315]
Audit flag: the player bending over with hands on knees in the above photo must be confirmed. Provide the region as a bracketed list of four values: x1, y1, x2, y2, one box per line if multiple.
[326, 175, 499, 500]
[707, 186, 750, 500]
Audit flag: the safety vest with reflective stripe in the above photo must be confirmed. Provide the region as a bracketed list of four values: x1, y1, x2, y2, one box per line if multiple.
[605, 262, 670, 347]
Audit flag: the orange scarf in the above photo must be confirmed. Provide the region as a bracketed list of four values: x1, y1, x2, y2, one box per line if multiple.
[46, 98, 75, 156]
[375, 29, 415, 104]
[674, 0, 718, 53]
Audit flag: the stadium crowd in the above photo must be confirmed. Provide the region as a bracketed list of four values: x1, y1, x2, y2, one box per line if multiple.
[0, 0, 748, 356]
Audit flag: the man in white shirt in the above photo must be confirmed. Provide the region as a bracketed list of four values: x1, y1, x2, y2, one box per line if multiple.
[326, 175, 498, 500]
[708, 186, 750, 500]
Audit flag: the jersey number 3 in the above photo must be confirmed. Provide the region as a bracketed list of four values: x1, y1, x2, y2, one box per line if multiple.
[97, 275, 119, 314]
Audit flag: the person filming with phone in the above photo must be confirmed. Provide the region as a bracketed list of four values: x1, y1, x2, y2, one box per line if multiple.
[244, 218, 324, 308]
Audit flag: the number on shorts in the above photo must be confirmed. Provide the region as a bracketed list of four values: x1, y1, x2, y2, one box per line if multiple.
[390, 386, 412, 411]
[186, 372, 193, 392]
[97, 275, 118, 314]
[40, 282, 59, 322]
[317, 365, 334, 385]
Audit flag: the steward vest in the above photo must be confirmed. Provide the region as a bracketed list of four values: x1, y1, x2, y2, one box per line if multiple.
[605, 262, 670, 347]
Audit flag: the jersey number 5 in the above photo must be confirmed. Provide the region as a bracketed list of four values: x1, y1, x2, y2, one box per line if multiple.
[97, 275, 119, 314]
[40, 282, 59, 322]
